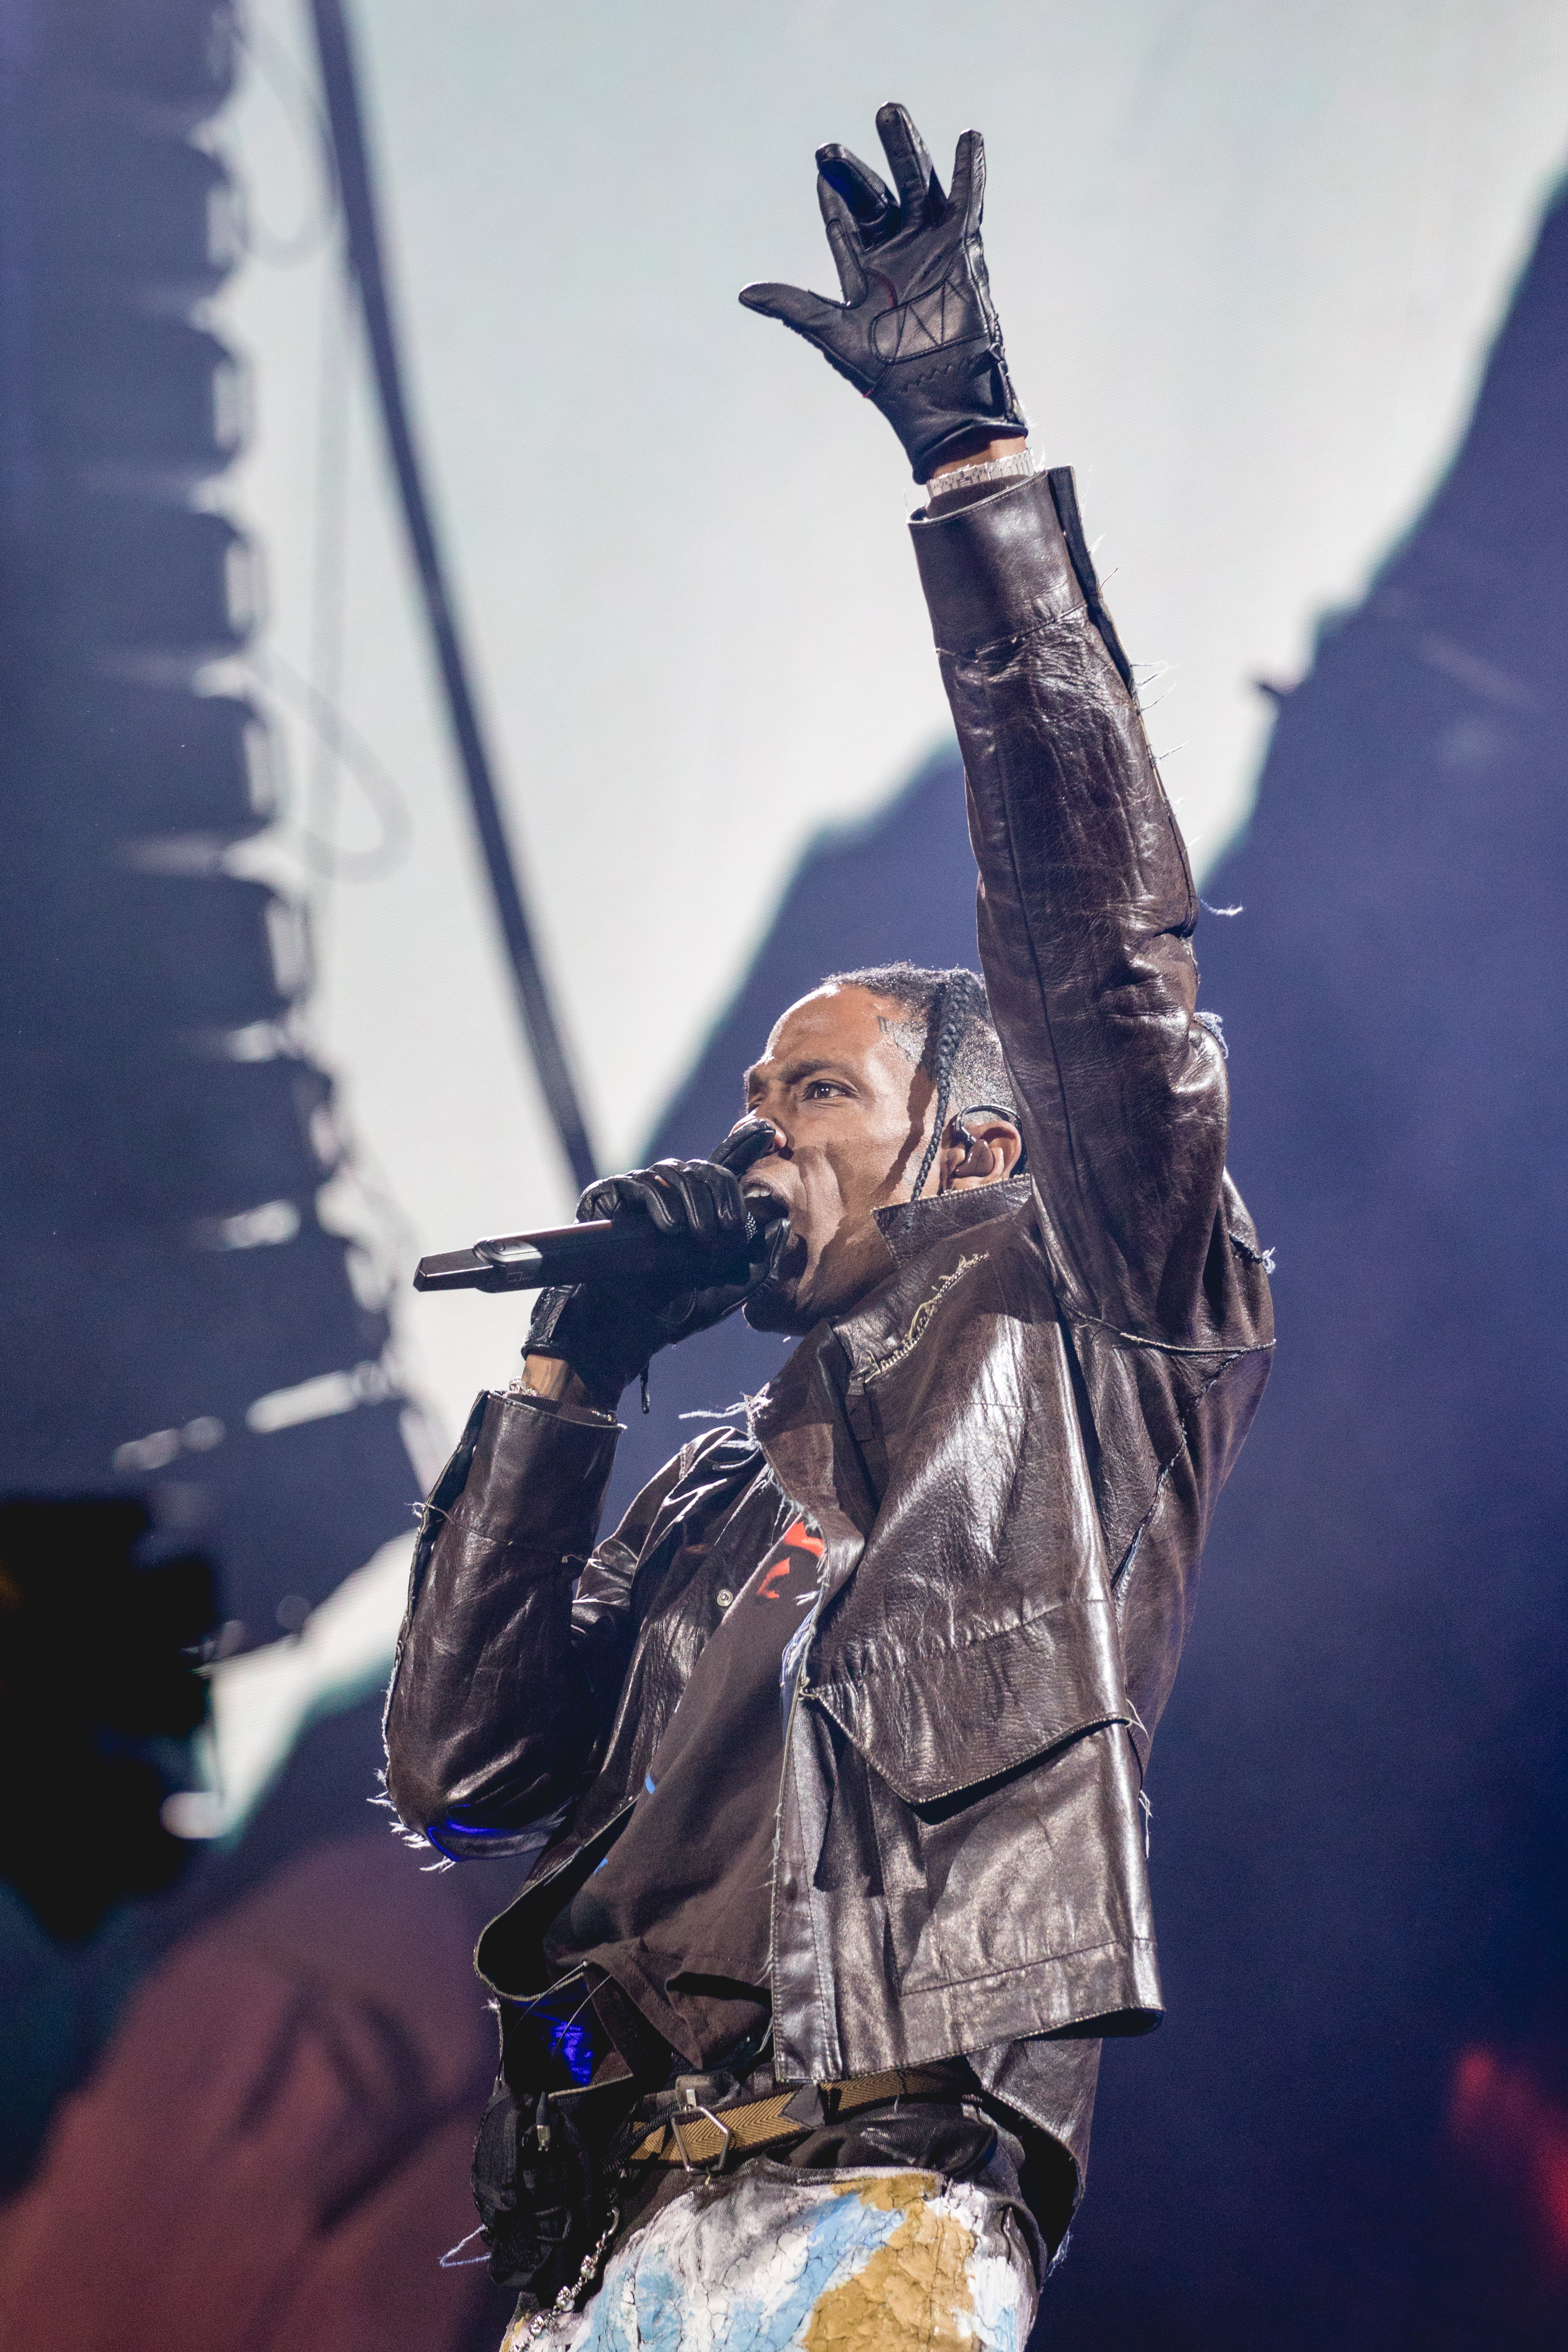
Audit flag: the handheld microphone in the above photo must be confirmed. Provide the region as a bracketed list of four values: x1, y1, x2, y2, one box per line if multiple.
[414, 1117, 786, 1296]
[413, 1205, 786, 1295]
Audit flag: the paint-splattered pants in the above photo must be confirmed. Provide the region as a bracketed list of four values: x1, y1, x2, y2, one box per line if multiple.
[503, 2161, 1039, 2352]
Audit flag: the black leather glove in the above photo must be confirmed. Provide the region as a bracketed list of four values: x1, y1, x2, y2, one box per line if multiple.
[739, 102, 1025, 483]
[524, 1119, 783, 1411]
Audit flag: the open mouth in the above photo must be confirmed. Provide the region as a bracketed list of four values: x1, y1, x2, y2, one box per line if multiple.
[742, 1185, 797, 1282]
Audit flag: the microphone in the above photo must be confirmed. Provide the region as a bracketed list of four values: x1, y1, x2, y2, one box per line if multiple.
[413, 1116, 786, 1296]
[413, 1205, 785, 1295]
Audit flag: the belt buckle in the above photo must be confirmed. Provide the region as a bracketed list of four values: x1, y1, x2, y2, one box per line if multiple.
[669, 2079, 735, 2175]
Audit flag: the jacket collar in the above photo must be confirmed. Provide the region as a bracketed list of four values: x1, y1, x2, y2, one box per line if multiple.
[835, 1175, 1032, 1374]
[871, 1173, 1032, 1265]
[745, 1179, 1031, 1463]
[753, 1178, 1031, 1400]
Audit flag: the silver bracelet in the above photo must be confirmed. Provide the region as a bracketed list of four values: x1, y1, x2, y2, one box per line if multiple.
[924, 446, 1036, 504]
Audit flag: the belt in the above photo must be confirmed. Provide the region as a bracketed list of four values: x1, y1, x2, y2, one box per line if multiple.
[628, 2063, 969, 2172]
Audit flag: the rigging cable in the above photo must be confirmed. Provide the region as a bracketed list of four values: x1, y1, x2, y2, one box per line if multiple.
[307, 0, 597, 1190]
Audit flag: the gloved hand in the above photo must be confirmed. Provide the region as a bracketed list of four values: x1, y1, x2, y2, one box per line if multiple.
[739, 102, 1025, 483]
[524, 1119, 783, 1411]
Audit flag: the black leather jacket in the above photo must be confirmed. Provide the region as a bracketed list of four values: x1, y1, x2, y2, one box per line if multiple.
[384, 467, 1274, 2230]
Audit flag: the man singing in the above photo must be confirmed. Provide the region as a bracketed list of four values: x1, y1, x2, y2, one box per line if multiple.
[386, 103, 1273, 2352]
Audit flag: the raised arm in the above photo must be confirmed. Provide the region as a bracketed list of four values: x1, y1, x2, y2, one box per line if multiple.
[743, 103, 1237, 1344]
[911, 467, 1228, 1341]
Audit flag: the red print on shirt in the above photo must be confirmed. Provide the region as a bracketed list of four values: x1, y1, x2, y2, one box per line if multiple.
[757, 1519, 825, 1599]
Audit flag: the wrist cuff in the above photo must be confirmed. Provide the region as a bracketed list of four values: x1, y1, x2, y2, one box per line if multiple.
[909, 464, 1080, 655]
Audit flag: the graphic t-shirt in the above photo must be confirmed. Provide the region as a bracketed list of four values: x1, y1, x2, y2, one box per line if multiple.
[541, 1511, 825, 2070]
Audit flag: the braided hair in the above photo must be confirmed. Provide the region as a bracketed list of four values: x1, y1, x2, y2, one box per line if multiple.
[825, 961, 1022, 1201]
[910, 968, 990, 1200]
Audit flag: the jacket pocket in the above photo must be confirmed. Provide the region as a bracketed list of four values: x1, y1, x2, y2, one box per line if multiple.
[880, 1714, 1155, 2002]
[808, 1593, 1129, 1808]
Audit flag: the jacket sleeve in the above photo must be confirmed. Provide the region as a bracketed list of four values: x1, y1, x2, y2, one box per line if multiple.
[381, 1388, 683, 1855]
[909, 465, 1238, 1346]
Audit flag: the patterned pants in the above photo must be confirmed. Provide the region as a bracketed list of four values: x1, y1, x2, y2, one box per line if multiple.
[503, 2160, 1040, 2352]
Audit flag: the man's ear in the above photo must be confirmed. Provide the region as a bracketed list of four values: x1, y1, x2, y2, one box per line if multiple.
[938, 1114, 1024, 1192]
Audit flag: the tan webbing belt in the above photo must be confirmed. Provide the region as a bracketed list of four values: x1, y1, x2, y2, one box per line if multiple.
[630, 2065, 964, 2170]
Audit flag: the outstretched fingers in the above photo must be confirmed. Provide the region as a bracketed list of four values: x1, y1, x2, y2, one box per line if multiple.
[737, 276, 845, 334]
[948, 128, 986, 234]
[815, 141, 896, 237]
[815, 175, 869, 303]
[875, 101, 941, 227]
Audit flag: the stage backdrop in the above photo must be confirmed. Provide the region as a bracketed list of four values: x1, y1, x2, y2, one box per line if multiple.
[218, 0, 1568, 1446]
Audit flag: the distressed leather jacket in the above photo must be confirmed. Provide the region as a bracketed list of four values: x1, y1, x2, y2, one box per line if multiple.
[384, 467, 1274, 2231]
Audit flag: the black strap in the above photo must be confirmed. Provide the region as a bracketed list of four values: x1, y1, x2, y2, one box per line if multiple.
[310, 0, 597, 1191]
